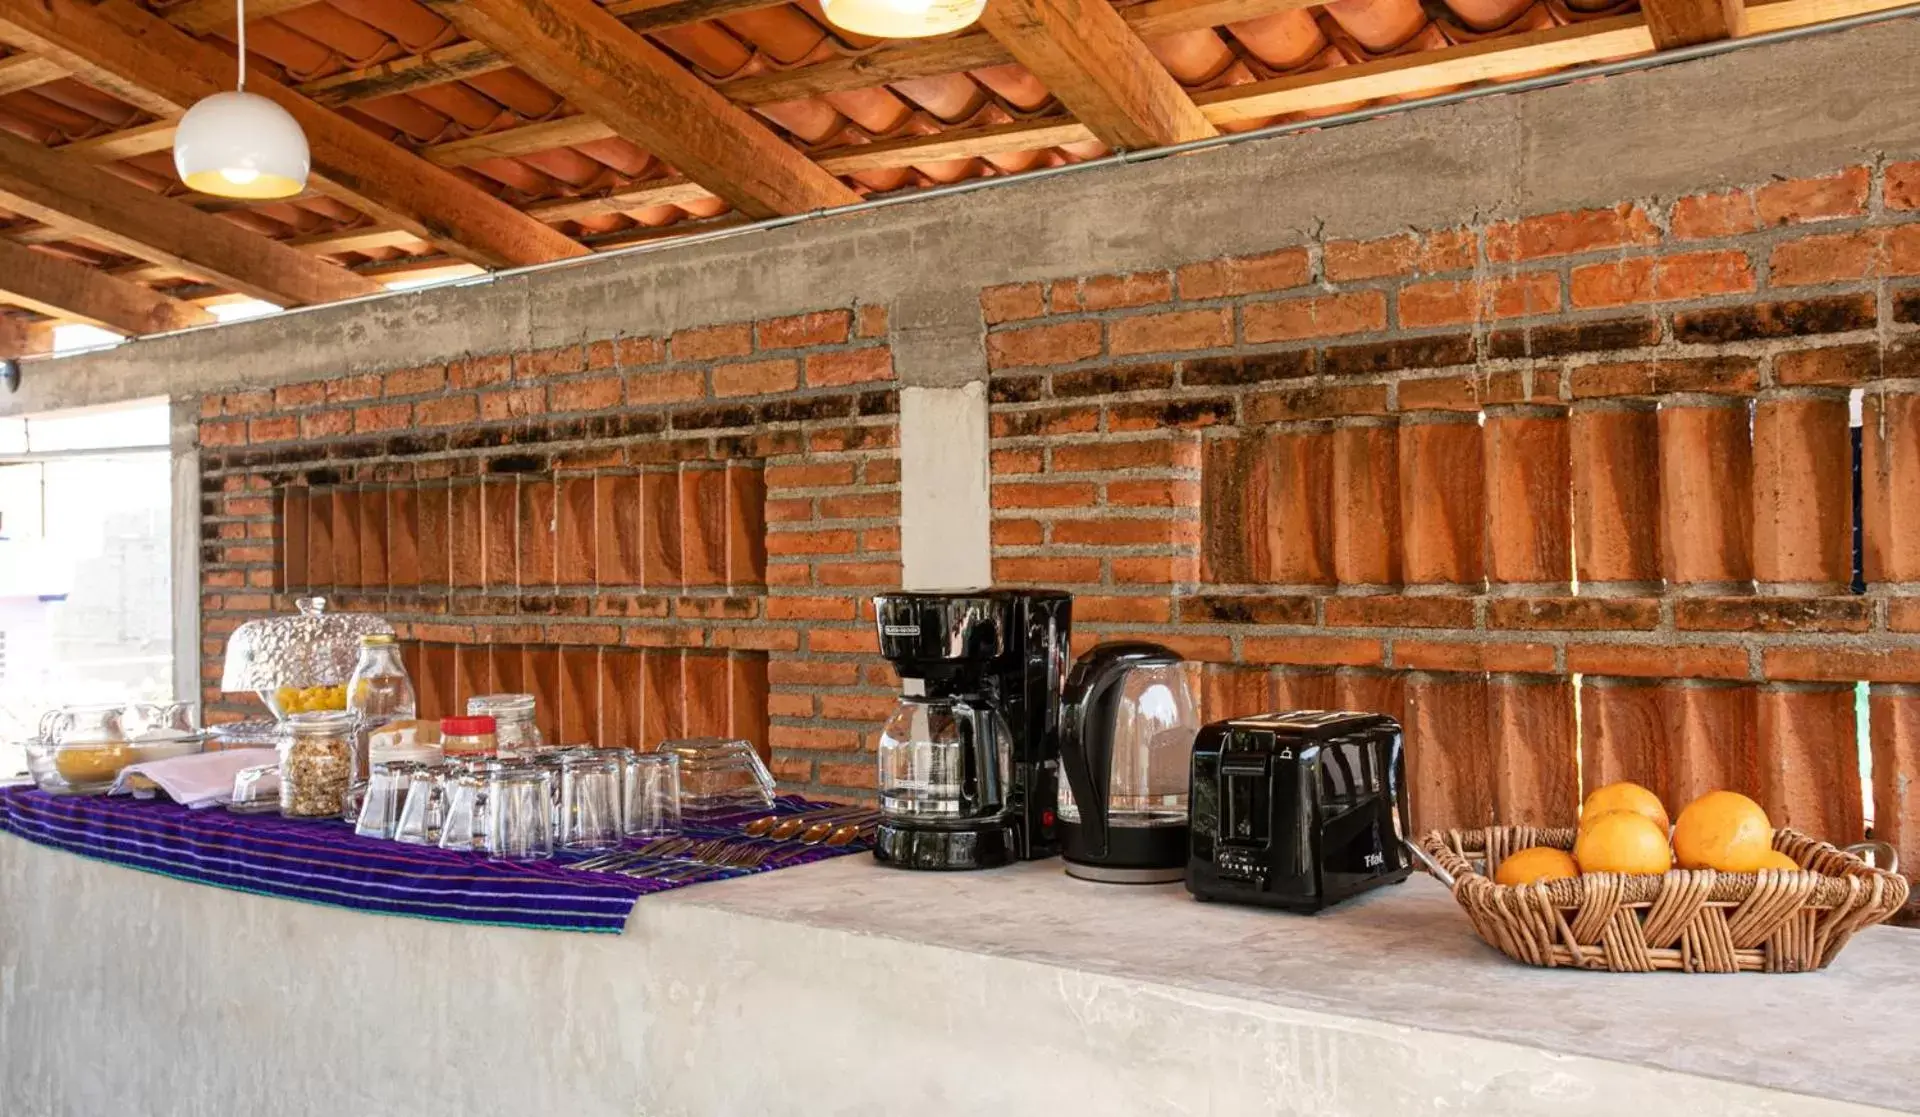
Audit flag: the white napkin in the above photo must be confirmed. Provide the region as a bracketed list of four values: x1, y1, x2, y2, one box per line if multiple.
[110, 748, 279, 809]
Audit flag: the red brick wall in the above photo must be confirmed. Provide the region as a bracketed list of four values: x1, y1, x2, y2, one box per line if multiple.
[198, 304, 898, 800]
[983, 162, 1920, 872]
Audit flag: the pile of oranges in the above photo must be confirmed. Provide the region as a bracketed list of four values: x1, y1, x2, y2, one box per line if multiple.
[1493, 782, 1798, 886]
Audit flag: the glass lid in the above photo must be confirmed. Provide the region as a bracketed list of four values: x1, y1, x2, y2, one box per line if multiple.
[220, 596, 394, 692]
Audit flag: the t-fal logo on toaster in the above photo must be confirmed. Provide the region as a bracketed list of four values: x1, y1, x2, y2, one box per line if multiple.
[1364, 852, 1385, 868]
[881, 624, 921, 637]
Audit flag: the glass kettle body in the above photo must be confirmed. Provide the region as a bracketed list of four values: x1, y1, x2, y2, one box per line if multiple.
[1057, 642, 1199, 883]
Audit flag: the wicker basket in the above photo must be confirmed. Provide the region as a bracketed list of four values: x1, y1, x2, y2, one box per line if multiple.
[1416, 826, 1910, 973]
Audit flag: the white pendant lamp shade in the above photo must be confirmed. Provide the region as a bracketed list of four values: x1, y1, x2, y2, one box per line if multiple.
[820, 0, 985, 38]
[174, 91, 309, 200]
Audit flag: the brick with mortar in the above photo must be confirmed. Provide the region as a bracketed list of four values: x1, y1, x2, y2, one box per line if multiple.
[1078, 271, 1173, 311]
[1244, 291, 1386, 342]
[757, 310, 850, 350]
[1108, 309, 1232, 355]
[1176, 248, 1311, 300]
[1325, 235, 1417, 281]
[1754, 167, 1870, 225]
[1484, 204, 1659, 261]
[1670, 190, 1760, 240]
[987, 321, 1102, 369]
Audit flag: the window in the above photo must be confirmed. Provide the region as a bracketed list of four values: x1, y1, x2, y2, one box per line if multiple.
[0, 400, 173, 780]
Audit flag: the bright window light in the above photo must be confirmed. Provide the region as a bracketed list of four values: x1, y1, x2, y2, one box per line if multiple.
[208, 299, 283, 323]
[19, 400, 170, 453]
[51, 324, 125, 353]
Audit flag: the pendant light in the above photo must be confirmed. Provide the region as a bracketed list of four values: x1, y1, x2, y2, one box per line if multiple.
[820, 0, 986, 38]
[173, 0, 309, 199]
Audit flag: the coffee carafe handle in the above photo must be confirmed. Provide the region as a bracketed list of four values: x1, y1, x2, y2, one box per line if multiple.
[1059, 642, 1182, 859]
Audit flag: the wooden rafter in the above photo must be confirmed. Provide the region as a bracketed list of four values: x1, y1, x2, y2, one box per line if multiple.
[0, 236, 213, 334]
[1642, 0, 1746, 47]
[0, 130, 378, 306]
[164, 0, 317, 35]
[423, 0, 859, 219]
[977, 0, 1215, 149]
[0, 52, 60, 95]
[492, 0, 1908, 219]
[724, 0, 1320, 106]
[0, 313, 45, 359]
[0, 0, 587, 269]
[301, 0, 787, 106]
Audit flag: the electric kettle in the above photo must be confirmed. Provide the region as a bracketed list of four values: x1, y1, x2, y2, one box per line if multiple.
[1057, 642, 1199, 883]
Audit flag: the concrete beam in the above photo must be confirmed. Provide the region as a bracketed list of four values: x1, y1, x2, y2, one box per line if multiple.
[9, 14, 1920, 416]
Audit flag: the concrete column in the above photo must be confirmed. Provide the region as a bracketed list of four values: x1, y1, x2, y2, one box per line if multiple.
[891, 291, 991, 591]
[169, 398, 202, 707]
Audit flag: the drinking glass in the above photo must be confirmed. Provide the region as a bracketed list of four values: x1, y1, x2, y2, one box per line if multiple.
[560, 752, 623, 852]
[484, 766, 554, 861]
[653, 737, 775, 811]
[393, 763, 448, 845]
[439, 764, 488, 852]
[355, 761, 415, 840]
[624, 751, 682, 838]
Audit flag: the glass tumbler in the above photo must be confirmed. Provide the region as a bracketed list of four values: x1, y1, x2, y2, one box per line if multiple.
[623, 751, 682, 838]
[355, 761, 416, 839]
[438, 763, 489, 853]
[393, 763, 449, 845]
[484, 766, 554, 861]
[559, 752, 624, 852]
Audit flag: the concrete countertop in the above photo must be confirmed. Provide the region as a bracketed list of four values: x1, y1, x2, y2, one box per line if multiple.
[676, 855, 1920, 1113]
[2, 833, 1912, 1116]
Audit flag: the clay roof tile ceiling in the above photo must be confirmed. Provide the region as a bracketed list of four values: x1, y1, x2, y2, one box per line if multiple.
[0, 0, 1899, 342]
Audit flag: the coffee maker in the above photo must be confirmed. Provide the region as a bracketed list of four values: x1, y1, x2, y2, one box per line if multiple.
[871, 589, 1071, 870]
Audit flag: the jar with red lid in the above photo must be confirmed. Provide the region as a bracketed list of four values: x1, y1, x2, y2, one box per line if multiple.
[440, 715, 498, 759]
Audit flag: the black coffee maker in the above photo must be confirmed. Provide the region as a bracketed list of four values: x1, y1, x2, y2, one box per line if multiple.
[1186, 711, 1412, 912]
[870, 588, 1071, 870]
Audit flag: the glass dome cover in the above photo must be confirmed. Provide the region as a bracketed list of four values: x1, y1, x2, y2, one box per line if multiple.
[221, 596, 394, 694]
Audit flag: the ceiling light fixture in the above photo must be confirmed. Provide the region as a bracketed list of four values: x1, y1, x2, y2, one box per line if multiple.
[173, 0, 309, 199]
[820, 0, 986, 39]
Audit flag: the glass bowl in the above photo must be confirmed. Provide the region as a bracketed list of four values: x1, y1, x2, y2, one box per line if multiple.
[25, 725, 208, 795]
[652, 737, 776, 811]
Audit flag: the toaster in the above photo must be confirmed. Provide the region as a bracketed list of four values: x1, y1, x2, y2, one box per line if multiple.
[1186, 711, 1412, 912]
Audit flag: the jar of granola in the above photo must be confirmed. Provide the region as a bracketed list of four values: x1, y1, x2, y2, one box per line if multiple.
[279, 710, 356, 819]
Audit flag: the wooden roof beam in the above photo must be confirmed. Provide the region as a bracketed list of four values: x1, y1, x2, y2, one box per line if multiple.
[1642, 0, 1745, 47]
[0, 0, 586, 269]
[521, 0, 1896, 221]
[977, 0, 1215, 149]
[301, 0, 788, 106]
[164, 0, 319, 36]
[422, 0, 858, 219]
[0, 130, 378, 306]
[0, 52, 61, 95]
[0, 313, 51, 359]
[0, 236, 213, 334]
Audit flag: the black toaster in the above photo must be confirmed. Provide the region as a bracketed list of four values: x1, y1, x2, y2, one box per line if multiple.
[1186, 711, 1412, 912]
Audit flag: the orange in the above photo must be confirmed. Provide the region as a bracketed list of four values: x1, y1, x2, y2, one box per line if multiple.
[1580, 781, 1670, 834]
[1753, 850, 1802, 872]
[1494, 846, 1580, 886]
[1572, 811, 1673, 875]
[1673, 791, 1774, 871]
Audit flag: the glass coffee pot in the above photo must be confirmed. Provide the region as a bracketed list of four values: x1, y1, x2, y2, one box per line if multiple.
[876, 694, 1009, 821]
[1057, 642, 1199, 883]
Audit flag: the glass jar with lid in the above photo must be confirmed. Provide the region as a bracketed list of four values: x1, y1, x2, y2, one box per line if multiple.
[440, 715, 498, 760]
[278, 710, 356, 818]
[467, 694, 542, 758]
